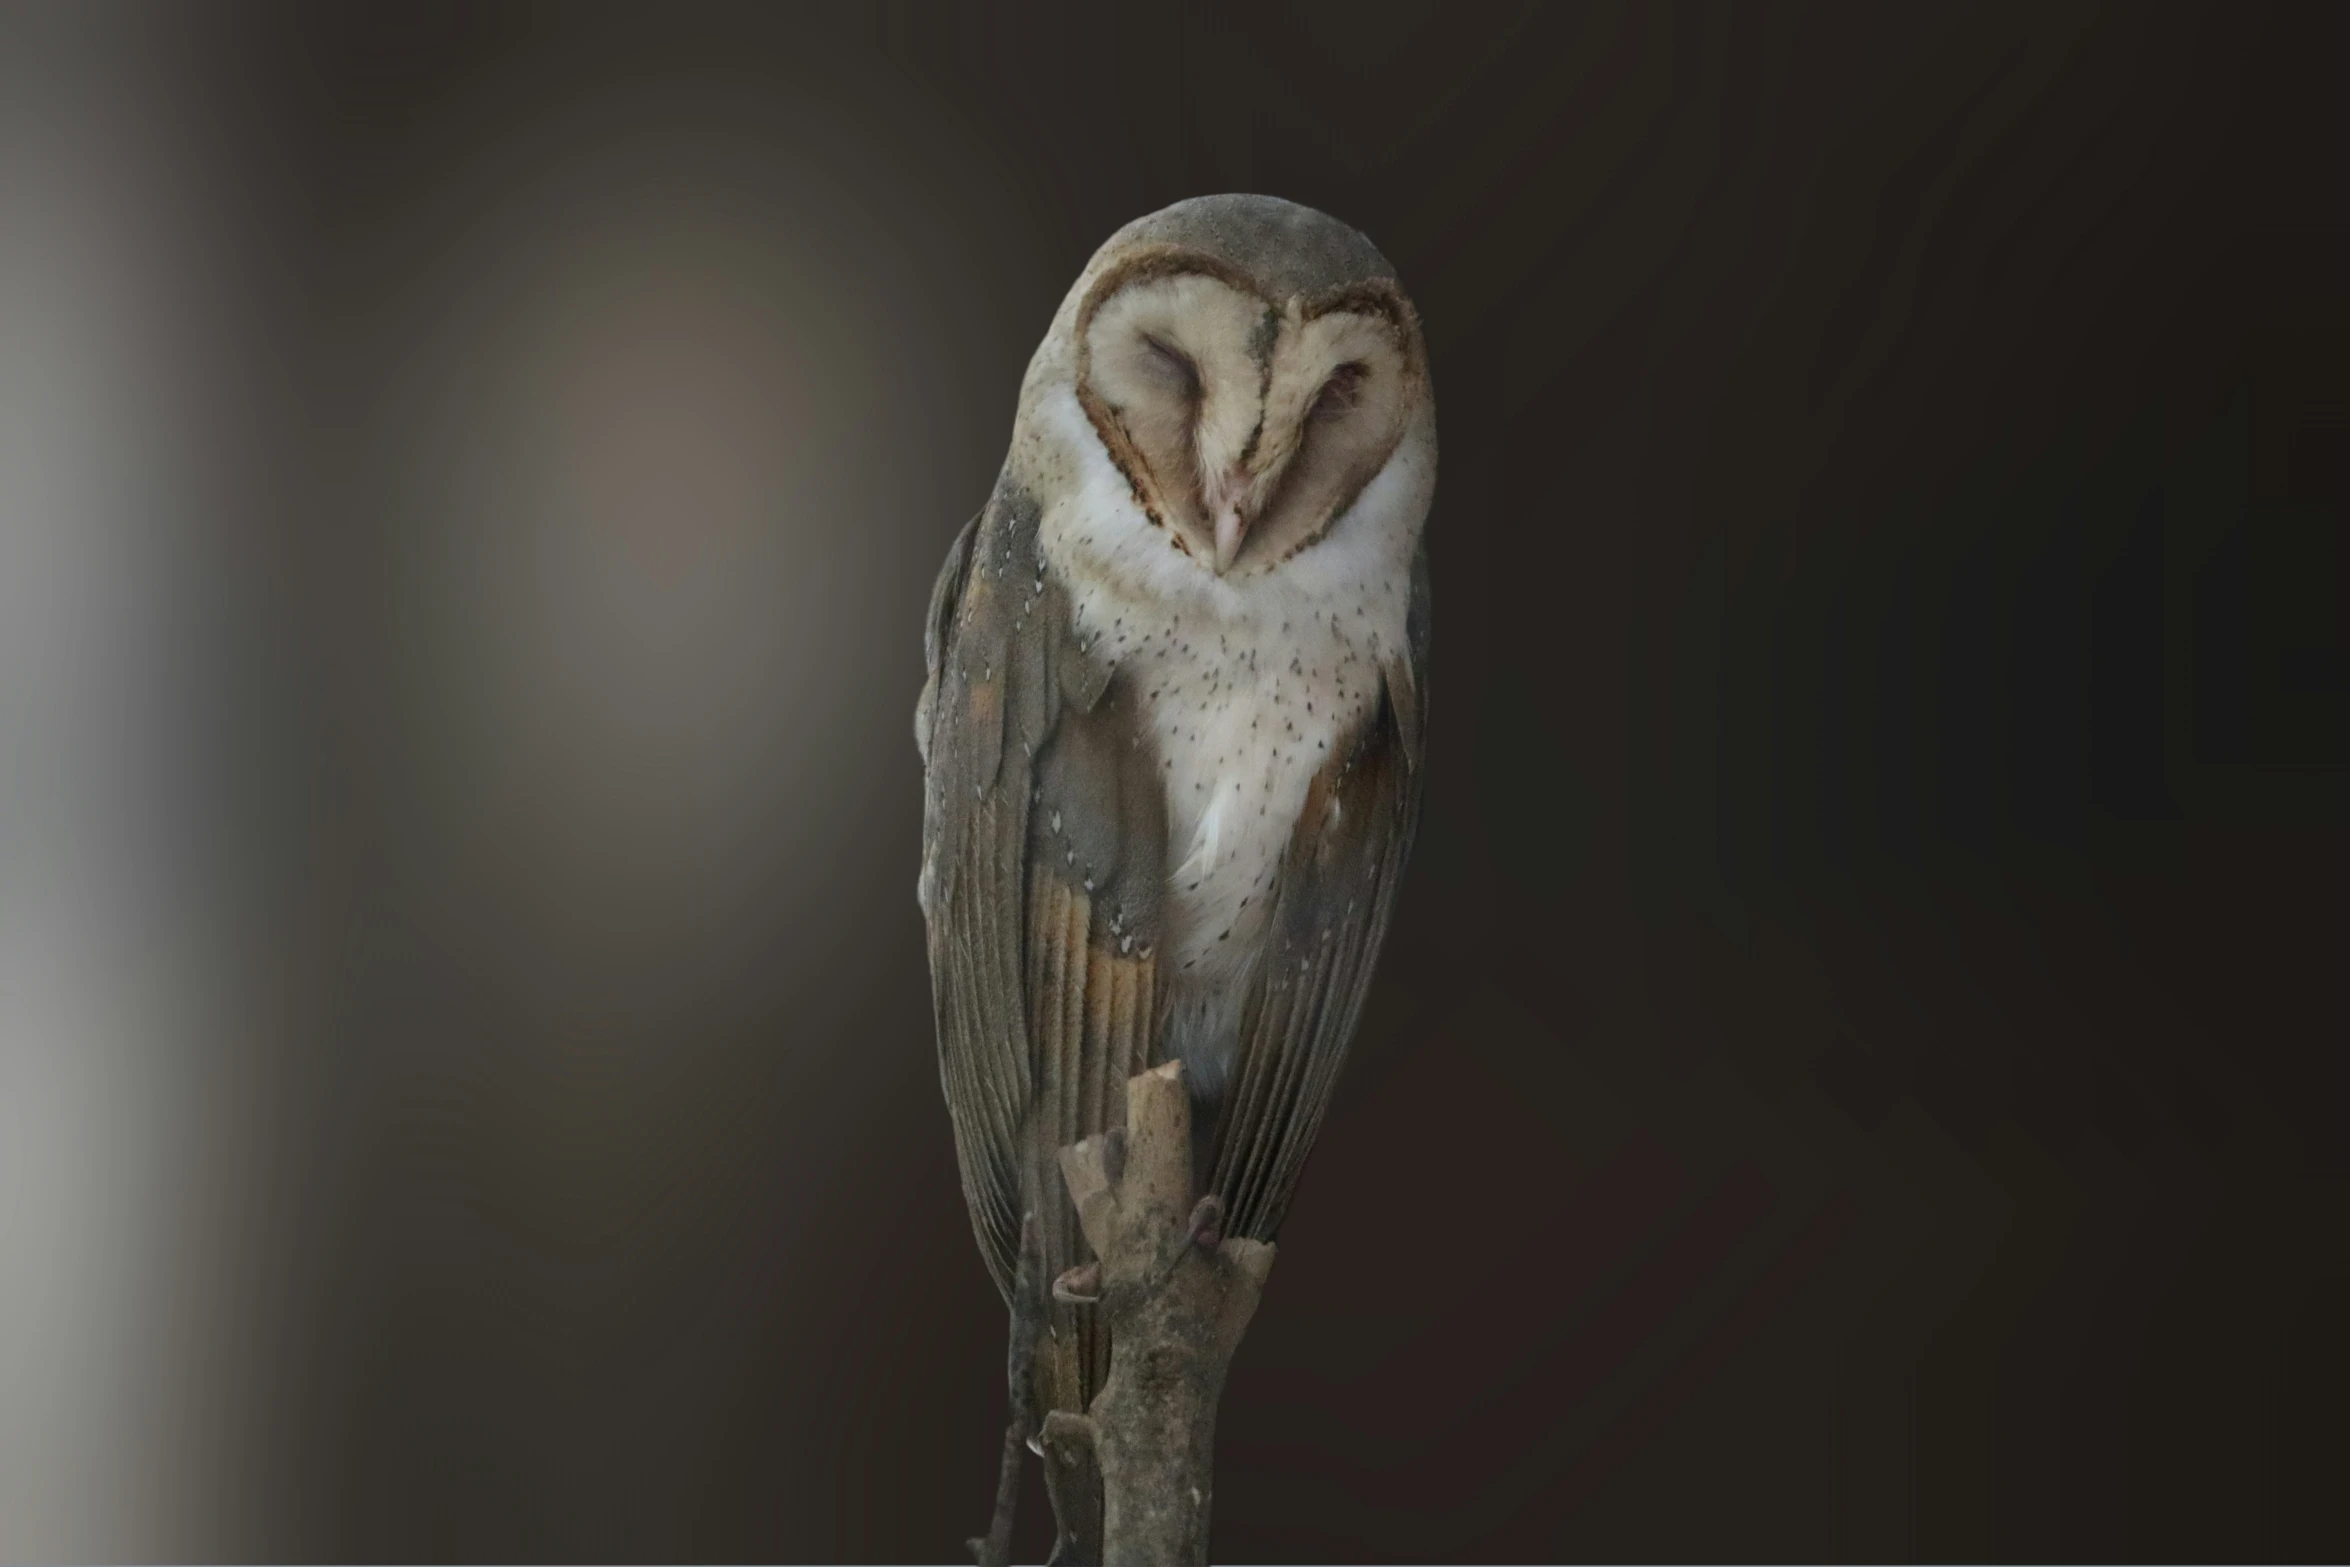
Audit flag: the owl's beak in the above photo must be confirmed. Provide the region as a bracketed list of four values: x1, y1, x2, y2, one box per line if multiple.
[1212, 504, 1247, 574]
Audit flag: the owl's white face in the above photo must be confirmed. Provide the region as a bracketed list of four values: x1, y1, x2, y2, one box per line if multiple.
[1074, 257, 1420, 576]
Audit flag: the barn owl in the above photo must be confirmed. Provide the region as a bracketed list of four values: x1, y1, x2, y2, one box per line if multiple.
[915, 194, 1432, 1557]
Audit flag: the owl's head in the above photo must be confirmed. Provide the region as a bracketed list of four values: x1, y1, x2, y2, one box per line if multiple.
[1064, 196, 1429, 577]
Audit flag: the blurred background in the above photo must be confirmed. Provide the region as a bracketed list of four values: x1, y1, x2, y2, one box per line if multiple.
[0, 0, 2342, 1559]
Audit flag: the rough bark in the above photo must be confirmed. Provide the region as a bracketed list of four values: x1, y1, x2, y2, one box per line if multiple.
[1038, 1061, 1276, 1566]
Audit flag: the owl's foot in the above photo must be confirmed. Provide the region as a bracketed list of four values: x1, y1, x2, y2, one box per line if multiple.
[1186, 1193, 1225, 1250]
[1052, 1260, 1101, 1304]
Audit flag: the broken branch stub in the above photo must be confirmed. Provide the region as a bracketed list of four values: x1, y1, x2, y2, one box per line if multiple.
[1050, 1062, 1275, 1566]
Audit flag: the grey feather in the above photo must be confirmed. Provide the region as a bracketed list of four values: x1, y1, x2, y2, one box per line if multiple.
[1207, 544, 1428, 1239]
[1105, 193, 1399, 303]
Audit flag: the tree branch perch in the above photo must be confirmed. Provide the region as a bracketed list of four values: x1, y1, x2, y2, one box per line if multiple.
[1052, 1061, 1276, 1566]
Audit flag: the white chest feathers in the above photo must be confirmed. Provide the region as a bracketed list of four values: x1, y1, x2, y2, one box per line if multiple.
[1108, 595, 1388, 985]
[1044, 544, 1410, 1037]
[1029, 388, 1425, 1088]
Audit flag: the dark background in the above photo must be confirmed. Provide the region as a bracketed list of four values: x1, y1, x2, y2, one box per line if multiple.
[1, 1, 2342, 1560]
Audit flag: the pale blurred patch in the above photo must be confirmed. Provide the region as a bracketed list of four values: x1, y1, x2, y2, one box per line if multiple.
[0, 9, 1060, 1556]
[0, 21, 282, 1557]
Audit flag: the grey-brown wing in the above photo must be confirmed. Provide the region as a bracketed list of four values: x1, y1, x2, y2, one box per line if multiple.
[917, 499, 1022, 1296]
[1207, 542, 1429, 1242]
[1016, 664, 1167, 1413]
[918, 481, 1168, 1374]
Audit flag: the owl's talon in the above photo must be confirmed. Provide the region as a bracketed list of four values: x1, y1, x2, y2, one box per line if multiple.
[1053, 1260, 1102, 1304]
[1187, 1194, 1225, 1250]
